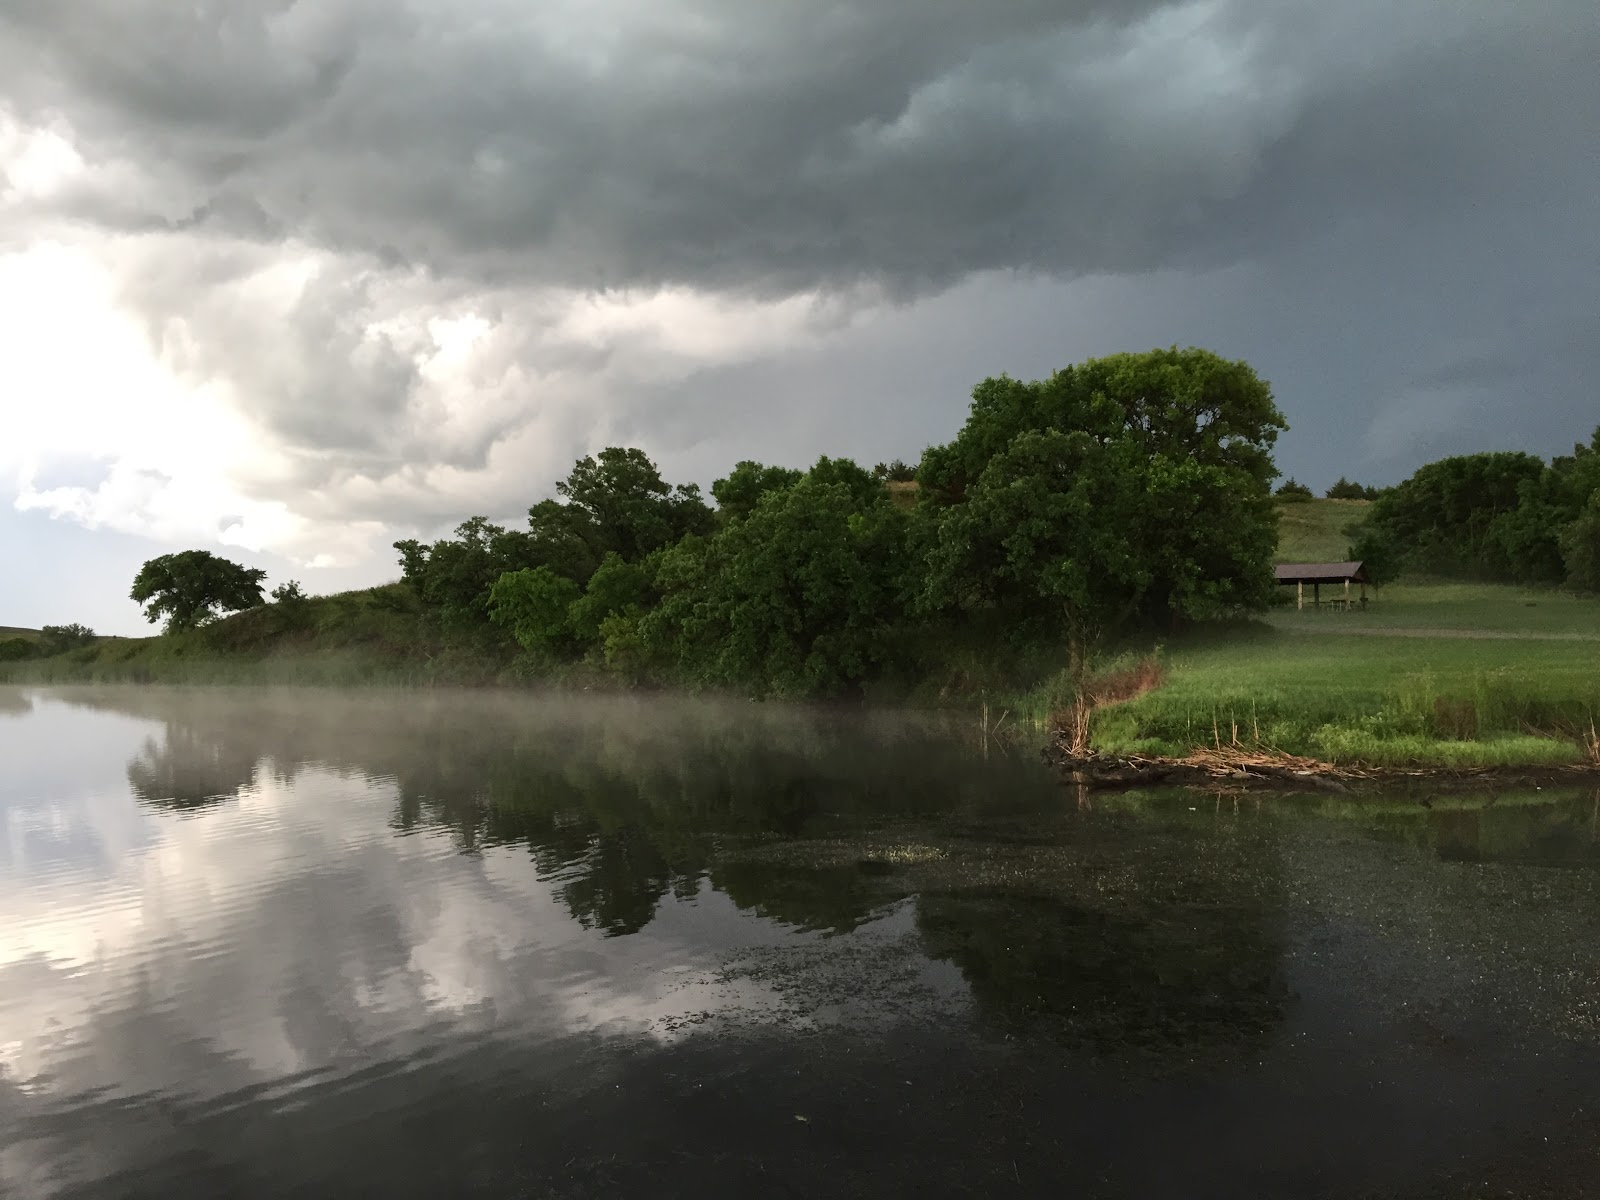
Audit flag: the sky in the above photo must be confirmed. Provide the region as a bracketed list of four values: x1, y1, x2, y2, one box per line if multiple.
[2, 0, 1596, 635]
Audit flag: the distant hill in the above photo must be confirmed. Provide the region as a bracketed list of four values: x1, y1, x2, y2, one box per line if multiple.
[1275, 497, 1371, 564]
[0, 626, 41, 642]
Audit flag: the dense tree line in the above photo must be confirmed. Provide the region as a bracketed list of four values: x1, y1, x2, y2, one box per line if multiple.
[397, 348, 1287, 707]
[1347, 431, 1600, 587]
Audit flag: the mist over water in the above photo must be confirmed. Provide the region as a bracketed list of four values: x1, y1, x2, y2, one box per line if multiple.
[2, 686, 1597, 1197]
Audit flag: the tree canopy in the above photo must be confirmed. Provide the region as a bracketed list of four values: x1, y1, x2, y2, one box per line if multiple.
[1347, 435, 1600, 586]
[395, 449, 711, 636]
[647, 472, 912, 696]
[710, 460, 804, 522]
[130, 551, 267, 632]
[920, 348, 1284, 693]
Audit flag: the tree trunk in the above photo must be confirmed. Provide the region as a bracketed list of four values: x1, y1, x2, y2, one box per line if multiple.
[1066, 623, 1093, 756]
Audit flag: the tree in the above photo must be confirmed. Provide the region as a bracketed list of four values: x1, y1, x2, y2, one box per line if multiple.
[0, 638, 36, 662]
[1275, 478, 1314, 501]
[396, 450, 711, 634]
[642, 479, 914, 695]
[395, 516, 544, 632]
[550, 447, 714, 565]
[270, 580, 312, 632]
[1326, 476, 1382, 501]
[920, 349, 1285, 742]
[805, 455, 887, 511]
[487, 566, 582, 656]
[711, 460, 803, 522]
[1562, 492, 1600, 593]
[872, 459, 917, 483]
[1360, 452, 1546, 579]
[130, 551, 267, 633]
[1346, 525, 1402, 587]
[39, 623, 96, 654]
[567, 553, 651, 644]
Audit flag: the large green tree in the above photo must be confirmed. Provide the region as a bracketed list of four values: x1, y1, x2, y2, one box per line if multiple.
[130, 550, 267, 632]
[641, 471, 913, 696]
[545, 447, 715, 565]
[919, 349, 1285, 726]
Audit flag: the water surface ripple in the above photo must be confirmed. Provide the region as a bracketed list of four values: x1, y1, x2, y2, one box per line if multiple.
[1, 686, 1596, 1197]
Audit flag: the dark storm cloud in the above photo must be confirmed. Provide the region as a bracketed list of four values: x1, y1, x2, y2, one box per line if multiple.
[2, 0, 1596, 582]
[7, 0, 1588, 297]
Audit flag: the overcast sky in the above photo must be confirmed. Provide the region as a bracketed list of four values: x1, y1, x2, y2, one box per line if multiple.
[3, 0, 1596, 634]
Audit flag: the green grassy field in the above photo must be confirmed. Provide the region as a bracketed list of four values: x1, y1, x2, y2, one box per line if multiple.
[1273, 496, 1370, 563]
[0, 626, 41, 641]
[1093, 626, 1600, 767]
[1267, 580, 1599, 636]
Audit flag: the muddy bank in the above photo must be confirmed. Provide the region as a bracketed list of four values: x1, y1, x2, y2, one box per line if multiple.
[1042, 740, 1600, 796]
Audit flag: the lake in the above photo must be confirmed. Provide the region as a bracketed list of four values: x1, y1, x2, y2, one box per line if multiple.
[2, 686, 1597, 1198]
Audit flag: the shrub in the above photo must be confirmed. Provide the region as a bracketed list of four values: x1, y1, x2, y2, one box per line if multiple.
[0, 637, 36, 662]
[39, 624, 97, 654]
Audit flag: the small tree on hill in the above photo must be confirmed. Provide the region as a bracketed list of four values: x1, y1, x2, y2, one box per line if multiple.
[39, 624, 97, 654]
[130, 551, 267, 633]
[1275, 478, 1314, 502]
[270, 580, 313, 631]
[872, 459, 917, 483]
[1326, 477, 1381, 501]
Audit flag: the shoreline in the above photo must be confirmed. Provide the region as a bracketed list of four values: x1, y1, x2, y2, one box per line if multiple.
[1042, 742, 1600, 795]
[7, 666, 1599, 789]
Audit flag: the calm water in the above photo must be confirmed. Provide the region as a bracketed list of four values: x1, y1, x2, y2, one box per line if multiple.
[2, 687, 1598, 1199]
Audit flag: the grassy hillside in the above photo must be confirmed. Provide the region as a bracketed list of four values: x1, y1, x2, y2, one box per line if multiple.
[1274, 497, 1370, 563]
[0, 626, 41, 641]
[0, 584, 513, 686]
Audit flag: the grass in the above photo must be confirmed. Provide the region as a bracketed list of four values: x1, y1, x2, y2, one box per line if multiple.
[1092, 625, 1600, 768]
[1267, 579, 1600, 637]
[0, 585, 510, 687]
[885, 480, 920, 511]
[1274, 496, 1369, 563]
[0, 626, 41, 641]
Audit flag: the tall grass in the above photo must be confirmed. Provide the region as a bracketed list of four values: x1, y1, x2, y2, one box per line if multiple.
[1092, 628, 1600, 767]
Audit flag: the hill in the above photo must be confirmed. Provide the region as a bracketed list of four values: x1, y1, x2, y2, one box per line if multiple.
[0, 626, 41, 641]
[0, 584, 502, 686]
[1274, 497, 1371, 563]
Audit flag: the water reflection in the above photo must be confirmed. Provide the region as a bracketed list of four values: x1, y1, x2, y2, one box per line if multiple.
[125, 726, 263, 813]
[60, 685, 1300, 1058]
[4, 688, 1599, 1198]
